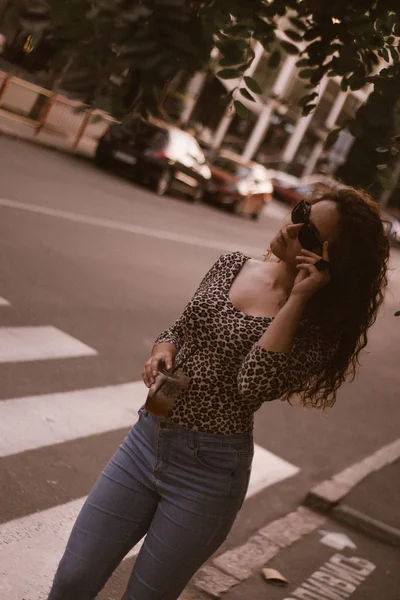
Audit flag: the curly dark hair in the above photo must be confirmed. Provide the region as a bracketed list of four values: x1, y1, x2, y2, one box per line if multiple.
[282, 186, 390, 409]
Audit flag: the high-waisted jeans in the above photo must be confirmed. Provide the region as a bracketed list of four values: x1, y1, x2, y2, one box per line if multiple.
[47, 408, 254, 600]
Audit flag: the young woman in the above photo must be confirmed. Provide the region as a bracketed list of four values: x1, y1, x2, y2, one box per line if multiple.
[48, 187, 389, 600]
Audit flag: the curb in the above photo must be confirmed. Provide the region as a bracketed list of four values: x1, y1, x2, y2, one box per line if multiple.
[0, 126, 94, 161]
[332, 504, 400, 548]
[304, 437, 400, 546]
[192, 506, 326, 598]
[193, 437, 400, 598]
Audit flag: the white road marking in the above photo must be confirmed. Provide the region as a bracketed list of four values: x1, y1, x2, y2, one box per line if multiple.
[0, 296, 10, 306]
[0, 378, 299, 599]
[0, 442, 299, 600]
[0, 198, 261, 256]
[0, 382, 147, 457]
[0, 498, 144, 600]
[247, 445, 299, 499]
[0, 326, 97, 363]
[0, 383, 300, 495]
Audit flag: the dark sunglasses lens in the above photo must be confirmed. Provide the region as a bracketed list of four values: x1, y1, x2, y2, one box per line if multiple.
[298, 225, 320, 251]
[292, 202, 306, 224]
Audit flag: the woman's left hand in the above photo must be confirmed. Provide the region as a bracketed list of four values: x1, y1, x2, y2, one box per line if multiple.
[292, 241, 330, 301]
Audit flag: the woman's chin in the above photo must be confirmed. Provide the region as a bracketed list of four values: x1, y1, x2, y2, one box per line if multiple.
[270, 238, 285, 260]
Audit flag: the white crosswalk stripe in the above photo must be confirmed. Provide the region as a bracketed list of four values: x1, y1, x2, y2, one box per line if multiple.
[0, 296, 10, 306]
[0, 308, 299, 599]
[0, 380, 299, 599]
[0, 382, 146, 457]
[0, 326, 97, 362]
[0, 498, 144, 600]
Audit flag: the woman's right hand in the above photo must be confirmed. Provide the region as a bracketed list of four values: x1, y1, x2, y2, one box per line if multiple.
[142, 344, 176, 388]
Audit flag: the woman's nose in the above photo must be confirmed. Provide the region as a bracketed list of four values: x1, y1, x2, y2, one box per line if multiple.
[286, 223, 303, 239]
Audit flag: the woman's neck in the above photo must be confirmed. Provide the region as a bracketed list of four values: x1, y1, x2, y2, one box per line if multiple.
[265, 260, 297, 297]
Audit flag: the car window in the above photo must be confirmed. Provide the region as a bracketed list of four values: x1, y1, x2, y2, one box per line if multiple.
[213, 157, 249, 177]
[188, 139, 206, 164]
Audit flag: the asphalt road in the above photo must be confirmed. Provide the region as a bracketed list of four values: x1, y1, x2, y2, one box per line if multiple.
[0, 137, 399, 597]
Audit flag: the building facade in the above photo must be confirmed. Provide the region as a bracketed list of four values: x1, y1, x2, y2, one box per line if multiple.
[180, 34, 369, 178]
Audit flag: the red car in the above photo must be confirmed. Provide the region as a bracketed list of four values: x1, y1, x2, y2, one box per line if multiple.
[207, 150, 274, 220]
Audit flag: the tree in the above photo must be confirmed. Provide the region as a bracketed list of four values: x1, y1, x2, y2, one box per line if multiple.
[10, 1, 400, 164]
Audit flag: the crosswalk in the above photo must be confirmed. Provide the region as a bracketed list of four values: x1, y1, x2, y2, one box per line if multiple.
[0, 295, 300, 600]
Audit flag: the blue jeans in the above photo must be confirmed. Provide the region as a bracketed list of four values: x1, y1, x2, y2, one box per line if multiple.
[47, 409, 253, 600]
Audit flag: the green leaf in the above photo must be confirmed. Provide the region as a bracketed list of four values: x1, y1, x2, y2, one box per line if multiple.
[268, 50, 281, 68]
[244, 76, 262, 94]
[284, 29, 303, 43]
[390, 46, 399, 63]
[234, 100, 249, 119]
[301, 103, 317, 116]
[217, 69, 240, 79]
[298, 68, 314, 80]
[280, 41, 299, 55]
[296, 58, 310, 68]
[288, 17, 307, 31]
[224, 24, 249, 36]
[298, 92, 318, 107]
[240, 88, 256, 102]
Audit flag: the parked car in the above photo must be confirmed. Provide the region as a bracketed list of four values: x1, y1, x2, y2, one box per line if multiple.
[95, 119, 211, 202]
[207, 150, 274, 220]
[382, 210, 400, 247]
[272, 173, 344, 206]
[272, 181, 313, 206]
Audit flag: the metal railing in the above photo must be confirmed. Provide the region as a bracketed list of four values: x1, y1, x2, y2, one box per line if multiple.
[0, 74, 115, 148]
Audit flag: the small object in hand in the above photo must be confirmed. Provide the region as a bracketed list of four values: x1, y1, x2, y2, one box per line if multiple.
[261, 567, 289, 586]
[145, 367, 189, 418]
[315, 258, 330, 272]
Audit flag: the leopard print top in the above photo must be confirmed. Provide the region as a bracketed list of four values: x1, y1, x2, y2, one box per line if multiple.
[154, 251, 331, 435]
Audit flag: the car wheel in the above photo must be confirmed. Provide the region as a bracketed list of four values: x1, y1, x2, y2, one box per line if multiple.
[233, 198, 245, 216]
[156, 168, 173, 196]
[94, 149, 107, 168]
[191, 184, 204, 204]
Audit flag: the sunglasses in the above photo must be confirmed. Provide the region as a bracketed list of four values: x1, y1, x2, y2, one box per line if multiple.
[291, 200, 323, 251]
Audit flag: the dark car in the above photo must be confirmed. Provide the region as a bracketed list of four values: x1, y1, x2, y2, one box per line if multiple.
[382, 210, 400, 247]
[272, 182, 312, 206]
[207, 150, 273, 220]
[95, 119, 211, 202]
[271, 173, 344, 207]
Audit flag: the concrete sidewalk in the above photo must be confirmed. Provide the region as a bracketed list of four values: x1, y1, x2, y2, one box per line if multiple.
[184, 439, 400, 600]
[0, 110, 96, 158]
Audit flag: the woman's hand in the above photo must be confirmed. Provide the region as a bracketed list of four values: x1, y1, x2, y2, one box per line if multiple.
[292, 241, 330, 301]
[142, 343, 177, 388]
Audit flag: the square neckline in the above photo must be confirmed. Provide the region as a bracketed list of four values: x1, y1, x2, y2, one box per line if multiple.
[226, 252, 275, 320]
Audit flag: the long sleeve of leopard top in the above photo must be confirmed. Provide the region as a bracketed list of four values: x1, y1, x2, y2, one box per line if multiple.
[237, 327, 328, 403]
[153, 253, 230, 351]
